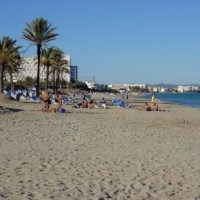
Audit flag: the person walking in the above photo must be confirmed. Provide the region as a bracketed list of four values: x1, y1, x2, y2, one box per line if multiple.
[151, 95, 155, 103]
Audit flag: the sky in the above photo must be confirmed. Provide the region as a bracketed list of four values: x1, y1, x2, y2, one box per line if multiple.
[0, 0, 200, 85]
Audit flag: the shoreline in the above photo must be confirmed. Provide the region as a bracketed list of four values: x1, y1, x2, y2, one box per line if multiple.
[133, 92, 200, 110]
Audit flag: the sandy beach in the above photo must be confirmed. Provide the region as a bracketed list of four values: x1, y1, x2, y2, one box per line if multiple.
[0, 94, 200, 200]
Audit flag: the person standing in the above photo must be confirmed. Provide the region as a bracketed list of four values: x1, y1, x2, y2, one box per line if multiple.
[126, 93, 129, 100]
[43, 91, 50, 112]
[57, 91, 62, 111]
[151, 95, 155, 103]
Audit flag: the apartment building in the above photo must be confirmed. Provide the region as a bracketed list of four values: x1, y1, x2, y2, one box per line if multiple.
[70, 65, 78, 81]
[12, 55, 71, 82]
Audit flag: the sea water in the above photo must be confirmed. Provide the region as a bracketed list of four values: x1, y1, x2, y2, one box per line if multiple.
[138, 93, 200, 109]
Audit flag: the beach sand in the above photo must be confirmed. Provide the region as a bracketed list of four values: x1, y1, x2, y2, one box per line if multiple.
[0, 94, 200, 200]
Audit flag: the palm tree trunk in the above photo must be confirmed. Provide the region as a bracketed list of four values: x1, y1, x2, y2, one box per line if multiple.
[45, 65, 50, 91]
[36, 45, 41, 97]
[0, 64, 3, 93]
[53, 69, 56, 94]
[9, 72, 14, 91]
[55, 71, 59, 94]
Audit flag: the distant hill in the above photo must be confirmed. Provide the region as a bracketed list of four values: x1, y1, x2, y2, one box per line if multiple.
[150, 83, 178, 89]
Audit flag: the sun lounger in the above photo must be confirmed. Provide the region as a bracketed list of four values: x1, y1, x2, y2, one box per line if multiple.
[112, 98, 119, 106]
[118, 100, 130, 108]
[30, 96, 41, 103]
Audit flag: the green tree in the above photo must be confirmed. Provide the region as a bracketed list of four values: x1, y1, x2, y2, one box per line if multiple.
[0, 36, 21, 93]
[22, 17, 58, 97]
[41, 47, 56, 90]
[68, 80, 88, 90]
[5, 53, 22, 91]
[51, 48, 69, 94]
[23, 76, 35, 88]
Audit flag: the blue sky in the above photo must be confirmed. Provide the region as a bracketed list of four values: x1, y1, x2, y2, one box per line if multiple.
[1, 0, 200, 85]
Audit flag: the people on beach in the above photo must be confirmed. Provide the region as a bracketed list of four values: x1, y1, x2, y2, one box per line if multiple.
[87, 100, 95, 109]
[99, 97, 108, 108]
[151, 95, 155, 103]
[145, 103, 152, 111]
[75, 100, 99, 109]
[152, 102, 158, 111]
[99, 97, 106, 104]
[42, 91, 50, 112]
[57, 91, 62, 111]
[77, 100, 87, 108]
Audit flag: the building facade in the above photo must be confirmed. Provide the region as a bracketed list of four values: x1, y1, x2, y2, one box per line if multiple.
[108, 83, 147, 92]
[70, 65, 78, 81]
[178, 85, 199, 93]
[13, 55, 71, 82]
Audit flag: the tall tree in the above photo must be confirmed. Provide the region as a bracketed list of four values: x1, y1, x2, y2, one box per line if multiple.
[6, 62, 20, 91]
[0, 36, 21, 93]
[22, 17, 58, 97]
[41, 47, 55, 90]
[51, 48, 69, 94]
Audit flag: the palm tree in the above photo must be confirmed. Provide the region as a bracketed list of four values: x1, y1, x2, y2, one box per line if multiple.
[0, 36, 21, 93]
[5, 61, 21, 91]
[41, 47, 55, 90]
[22, 17, 58, 97]
[51, 48, 69, 94]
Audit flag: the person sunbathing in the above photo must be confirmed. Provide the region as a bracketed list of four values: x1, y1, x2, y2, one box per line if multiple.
[145, 103, 152, 111]
[77, 100, 87, 108]
[152, 103, 158, 111]
[87, 100, 95, 109]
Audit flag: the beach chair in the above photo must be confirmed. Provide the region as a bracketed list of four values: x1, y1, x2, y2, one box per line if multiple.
[30, 96, 41, 103]
[52, 94, 58, 104]
[11, 91, 21, 100]
[3, 88, 11, 96]
[112, 98, 119, 106]
[118, 100, 130, 108]
[81, 94, 91, 101]
[20, 95, 29, 100]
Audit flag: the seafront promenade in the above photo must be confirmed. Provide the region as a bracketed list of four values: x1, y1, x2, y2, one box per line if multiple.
[0, 94, 200, 199]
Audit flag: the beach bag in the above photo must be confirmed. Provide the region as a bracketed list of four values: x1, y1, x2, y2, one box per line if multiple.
[59, 108, 65, 113]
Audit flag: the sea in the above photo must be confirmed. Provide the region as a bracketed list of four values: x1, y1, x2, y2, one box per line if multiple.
[137, 93, 200, 109]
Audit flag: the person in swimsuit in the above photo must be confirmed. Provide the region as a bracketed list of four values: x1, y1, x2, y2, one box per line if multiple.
[43, 91, 50, 112]
[57, 91, 62, 111]
[145, 103, 151, 111]
[152, 103, 158, 111]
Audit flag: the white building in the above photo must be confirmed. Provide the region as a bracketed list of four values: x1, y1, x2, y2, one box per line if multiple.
[178, 85, 199, 93]
[160, 87, 166, 93]
[86, 81, 107, 91]
[86, 81, 97, 89]
[13, 55, 71, 82]
[108, 83, 147, 92]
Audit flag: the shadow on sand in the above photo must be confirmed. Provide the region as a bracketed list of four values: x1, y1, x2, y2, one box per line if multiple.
[0, 106, 24, 113]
